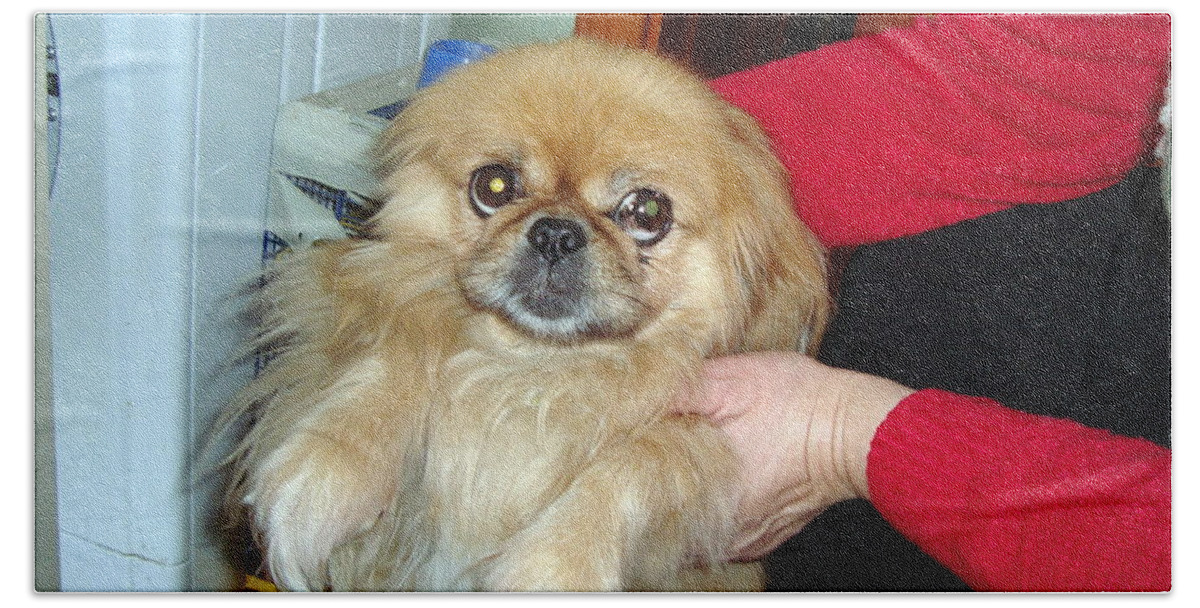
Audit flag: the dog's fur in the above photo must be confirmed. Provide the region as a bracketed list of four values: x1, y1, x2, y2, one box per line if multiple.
[226, 38, 829, 591]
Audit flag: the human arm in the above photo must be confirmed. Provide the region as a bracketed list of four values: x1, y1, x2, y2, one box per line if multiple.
[869, 388, 1170, 591]
[678, 352, 1171, 591]
[708, 14, 1170, 247]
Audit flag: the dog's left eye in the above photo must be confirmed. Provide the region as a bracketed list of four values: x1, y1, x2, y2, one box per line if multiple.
[469, 164, 523, 217]
[612, 189, 673, 247]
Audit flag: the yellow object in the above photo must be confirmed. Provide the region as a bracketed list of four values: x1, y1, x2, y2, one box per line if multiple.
[243, 574, 279, 592]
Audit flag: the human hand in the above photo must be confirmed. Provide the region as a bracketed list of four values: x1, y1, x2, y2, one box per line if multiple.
[676, 352, 914, 560]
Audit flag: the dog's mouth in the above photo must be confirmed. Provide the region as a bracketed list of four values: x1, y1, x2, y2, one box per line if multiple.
[460, 215, 650, 342]
[508, 251, 587, 321]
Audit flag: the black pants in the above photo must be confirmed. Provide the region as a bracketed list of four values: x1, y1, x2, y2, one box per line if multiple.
[764, 167, 1171, 591]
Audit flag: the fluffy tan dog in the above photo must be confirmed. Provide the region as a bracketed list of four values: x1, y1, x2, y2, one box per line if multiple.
[227, 38, 829, 591]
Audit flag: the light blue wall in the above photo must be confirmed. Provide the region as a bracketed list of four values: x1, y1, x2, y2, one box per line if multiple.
[48, 14, 203, 591]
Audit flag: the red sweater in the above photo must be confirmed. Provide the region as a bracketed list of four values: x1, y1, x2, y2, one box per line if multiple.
[871, 390, 1170, 591]
[710, 14, 1170, 248]
[709, 14, 1171, 591]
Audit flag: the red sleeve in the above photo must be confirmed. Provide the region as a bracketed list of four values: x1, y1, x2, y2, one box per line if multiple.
[709, 14, 1170, 248]
[866, 389, 1171, 591]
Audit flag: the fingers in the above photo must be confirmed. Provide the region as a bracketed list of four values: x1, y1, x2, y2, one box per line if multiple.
[728, 474, 831, 561]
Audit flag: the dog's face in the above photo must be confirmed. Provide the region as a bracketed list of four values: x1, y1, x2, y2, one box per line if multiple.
[456, 162, 675, 340]
[373, 39, 827, 352]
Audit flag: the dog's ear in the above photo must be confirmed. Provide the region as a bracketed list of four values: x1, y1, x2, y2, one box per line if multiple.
[373, 113, 429, 187]
[718, 105, 830, 356]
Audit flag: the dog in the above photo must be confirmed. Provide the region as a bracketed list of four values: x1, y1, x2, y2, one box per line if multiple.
[226, 38, 829, 591]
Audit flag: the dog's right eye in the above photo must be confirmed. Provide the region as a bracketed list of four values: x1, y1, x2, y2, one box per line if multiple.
[469, 164, 523, 218]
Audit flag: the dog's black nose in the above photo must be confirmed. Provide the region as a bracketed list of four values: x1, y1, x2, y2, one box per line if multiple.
[527, 217, 587, 263]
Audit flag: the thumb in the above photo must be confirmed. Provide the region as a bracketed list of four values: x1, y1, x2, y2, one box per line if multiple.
[670, 356, 756, 420]
[671, 372, 723, 417]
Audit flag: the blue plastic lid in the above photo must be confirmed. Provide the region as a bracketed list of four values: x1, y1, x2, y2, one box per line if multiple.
[417, 39, 497, 89]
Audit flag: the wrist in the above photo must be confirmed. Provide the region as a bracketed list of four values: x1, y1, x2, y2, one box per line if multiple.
[836, 370, 914, 500]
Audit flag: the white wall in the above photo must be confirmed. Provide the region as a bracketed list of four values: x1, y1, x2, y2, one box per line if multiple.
[44, 13, 452, 591]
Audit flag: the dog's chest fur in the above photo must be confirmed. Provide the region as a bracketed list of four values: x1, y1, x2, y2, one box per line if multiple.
[322, 296, 702, 589]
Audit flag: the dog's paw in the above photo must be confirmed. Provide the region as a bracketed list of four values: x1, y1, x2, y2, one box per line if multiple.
[671, 561, 765, 592]
[482, 527, 622, 592]
[245, 442, 396, 590]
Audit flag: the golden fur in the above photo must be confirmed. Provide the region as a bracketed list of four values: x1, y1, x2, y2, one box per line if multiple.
[226, 38, 829, 591]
